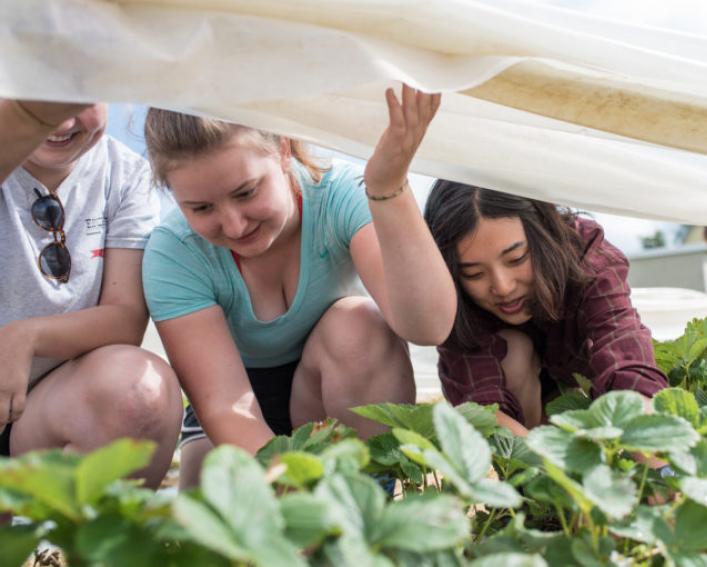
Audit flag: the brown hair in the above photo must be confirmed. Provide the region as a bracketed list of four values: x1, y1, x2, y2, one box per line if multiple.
[144, 108, 329, 188]
[424, 180, 588, 350]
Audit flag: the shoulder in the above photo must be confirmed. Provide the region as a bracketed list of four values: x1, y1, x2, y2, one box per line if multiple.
[300, 161, 361, 195]
[148, 207, 198, 247]
[574, 216, 629, 276]
[82, 135, 150, 182]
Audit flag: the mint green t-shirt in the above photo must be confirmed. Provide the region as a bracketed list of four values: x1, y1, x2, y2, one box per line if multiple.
[142, 164, 372, 368]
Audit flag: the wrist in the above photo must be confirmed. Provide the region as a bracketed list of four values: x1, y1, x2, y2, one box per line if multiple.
[365, 180, 409, 202]
[8, 318, 42, 354]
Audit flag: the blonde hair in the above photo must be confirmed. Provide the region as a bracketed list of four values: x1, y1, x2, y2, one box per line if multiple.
[144, 108, 329, 188]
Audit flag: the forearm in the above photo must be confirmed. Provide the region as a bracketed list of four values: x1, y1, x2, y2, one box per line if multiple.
[369, 187, 457, 345]
[0, 100, 56, 184]
[201, 407, 275, 456]
[12, 303, 147, 361]
[496, 410, 529, 437]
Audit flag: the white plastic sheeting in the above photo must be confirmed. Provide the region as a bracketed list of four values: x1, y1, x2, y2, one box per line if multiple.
[631, 287, 707, 341]
[2, 0, 707, 222]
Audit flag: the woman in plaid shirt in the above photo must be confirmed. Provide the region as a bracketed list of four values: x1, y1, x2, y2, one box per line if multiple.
[424, 180, 668, 437]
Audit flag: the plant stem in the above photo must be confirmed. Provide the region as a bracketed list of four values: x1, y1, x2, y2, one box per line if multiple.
[432, 470, 442, 492]
[554, 503, 570, 536]
[476, 508, 497, 542]
[637, 463, 650, 503]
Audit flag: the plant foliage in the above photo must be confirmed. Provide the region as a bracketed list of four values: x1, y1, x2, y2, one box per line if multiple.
[1, 318, 706, 565]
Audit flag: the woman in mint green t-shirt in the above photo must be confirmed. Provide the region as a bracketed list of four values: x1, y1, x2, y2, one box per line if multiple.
[142, 86, 457, 489]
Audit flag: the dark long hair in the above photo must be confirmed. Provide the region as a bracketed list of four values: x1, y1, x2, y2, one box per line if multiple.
[424, 179, 587, 350]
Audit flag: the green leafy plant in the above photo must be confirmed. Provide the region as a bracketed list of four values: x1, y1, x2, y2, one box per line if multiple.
[654, 317, 707, 398]
[1, 318, 706, 566]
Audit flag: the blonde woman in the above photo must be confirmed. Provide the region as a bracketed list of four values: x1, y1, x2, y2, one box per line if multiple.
[142, 86, 456, 488]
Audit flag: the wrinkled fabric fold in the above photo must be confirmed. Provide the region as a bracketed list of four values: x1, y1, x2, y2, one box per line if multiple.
[2, 0, 706, 222]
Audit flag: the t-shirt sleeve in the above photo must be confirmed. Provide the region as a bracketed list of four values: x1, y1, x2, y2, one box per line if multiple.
[577, 246, 668, 399]
[438, 337, 525, 423]
[325, 164, 372, 247]
[105, 156, 160, 250]
[142, 227, 218, 322]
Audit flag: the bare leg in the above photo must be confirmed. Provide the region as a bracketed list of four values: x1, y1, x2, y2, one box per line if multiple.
[497, 329, 542, 429]
[178, 437, 214, 491]
[178, 297, 415, 489]
[290, 297, 415, 437]
[10, 345, 183, 489]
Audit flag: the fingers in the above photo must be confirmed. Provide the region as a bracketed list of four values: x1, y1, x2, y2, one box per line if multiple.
[1, 393, 26, 426]
[385, 88, 404, 130]
[0, 397, 7, 426]
[397, 84, 441, 131]
[401, 84, 419, 130]
[9, 393, 26, 423]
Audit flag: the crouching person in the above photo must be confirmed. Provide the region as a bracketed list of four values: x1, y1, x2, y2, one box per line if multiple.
[0, 99, 182, 488]
[141, 86, 456, 489]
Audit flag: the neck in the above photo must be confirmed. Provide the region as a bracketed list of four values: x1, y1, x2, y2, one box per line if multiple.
[272, 192, 302, 252]
[22, 162, 73, 193]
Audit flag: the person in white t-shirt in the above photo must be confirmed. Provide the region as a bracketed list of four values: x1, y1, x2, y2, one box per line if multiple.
[0, 99, 182, 488]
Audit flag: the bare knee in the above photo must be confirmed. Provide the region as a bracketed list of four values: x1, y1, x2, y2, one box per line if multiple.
[316, 297, 404, 371]
[296, 298, 414, 435]
[79, 345, 182, 439]
[497, 330, 539, 390]
[497, 330, 541, 428]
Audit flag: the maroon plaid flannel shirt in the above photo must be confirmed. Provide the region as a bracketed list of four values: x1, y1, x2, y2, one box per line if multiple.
[437, 218, 668, 423]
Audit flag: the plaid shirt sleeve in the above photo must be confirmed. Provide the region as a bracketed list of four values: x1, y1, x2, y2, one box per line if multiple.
[437, 336, 526, 423]
[576, 233, 668, 399]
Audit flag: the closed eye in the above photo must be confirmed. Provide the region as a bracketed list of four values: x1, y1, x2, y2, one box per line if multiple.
[460, 271, 483, 281]
[508, 252, 529, 265]
[190, 204, 213, 214]
[233, 184, 258, 200]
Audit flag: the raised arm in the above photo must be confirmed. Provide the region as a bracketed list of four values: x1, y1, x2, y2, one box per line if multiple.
[155, 306, 274, 454]
[0, 99, 89, 184]
[351, 85, 457, 346]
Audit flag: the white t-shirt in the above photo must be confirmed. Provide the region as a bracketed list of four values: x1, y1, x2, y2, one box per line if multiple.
[0, 135, 159, 385]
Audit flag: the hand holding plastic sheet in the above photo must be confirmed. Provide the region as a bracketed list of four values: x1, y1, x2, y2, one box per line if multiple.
[2, 0, 706, 222]
[364, 86, 441, 198]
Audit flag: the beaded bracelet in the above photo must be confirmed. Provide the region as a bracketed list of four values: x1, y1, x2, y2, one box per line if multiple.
[11, 100, 60, 129]
[365, 181, 407, 201]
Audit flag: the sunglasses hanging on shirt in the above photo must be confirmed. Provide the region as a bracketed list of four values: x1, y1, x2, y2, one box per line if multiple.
[31, 188, 71, 283]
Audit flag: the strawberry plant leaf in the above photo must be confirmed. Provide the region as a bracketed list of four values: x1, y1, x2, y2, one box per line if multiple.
[582, 465, 637, 519]
[527, 426, 602, 473]
[0, 524, 42, 567]
[680, 477, 707, 507]
[654, 388, 701, 427]
[75, 438, 155, 506]
[545, 391, 591, 416]
[372, 493, 469, 552]
[589, 390, 645, 428]
[620, 415, 699, 452]
[279, 492, 336, 548]
[433, 402, 490, 484]
[279, 451, 324, 487]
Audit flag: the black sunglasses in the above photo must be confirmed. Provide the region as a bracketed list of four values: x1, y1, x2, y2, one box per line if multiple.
[31, 188, 71, 283]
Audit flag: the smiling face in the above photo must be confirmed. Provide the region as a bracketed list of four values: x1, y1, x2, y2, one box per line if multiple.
[457, 216, 535, 325]
[24, 104, 108, 188]
[166, 135, 298, 257]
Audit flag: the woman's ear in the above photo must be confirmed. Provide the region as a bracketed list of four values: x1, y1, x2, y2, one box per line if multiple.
[279, 137, 293, 170]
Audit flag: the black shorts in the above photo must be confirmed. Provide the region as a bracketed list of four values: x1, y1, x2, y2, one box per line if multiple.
[0, 424, 11, 457]
[180, 360, 298, 448]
